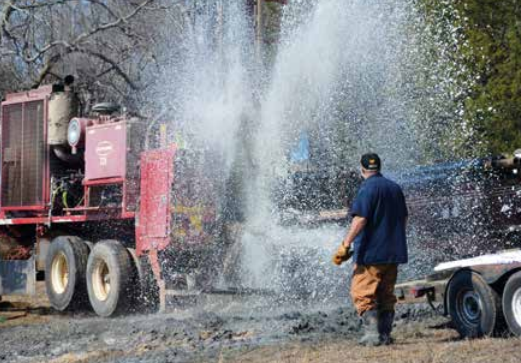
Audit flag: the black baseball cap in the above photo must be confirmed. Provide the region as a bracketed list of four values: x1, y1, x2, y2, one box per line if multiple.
[360, 153, 381, 171]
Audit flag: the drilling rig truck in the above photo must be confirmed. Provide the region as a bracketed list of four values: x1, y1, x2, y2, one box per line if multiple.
[0, 81, 223, 317]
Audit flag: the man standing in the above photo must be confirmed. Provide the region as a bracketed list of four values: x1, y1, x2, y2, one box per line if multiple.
[333, 153, 408, 346]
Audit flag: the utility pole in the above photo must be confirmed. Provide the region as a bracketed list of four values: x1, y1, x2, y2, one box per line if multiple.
[255, 0, 263, 60]
[216, 0, 224, 56]
[253, 0, 287, 61]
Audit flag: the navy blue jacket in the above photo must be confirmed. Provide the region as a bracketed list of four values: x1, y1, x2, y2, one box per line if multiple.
[350, 173, 408, 265]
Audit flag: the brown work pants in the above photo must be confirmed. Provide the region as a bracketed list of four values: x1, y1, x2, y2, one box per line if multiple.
[350, 264, 398, 316]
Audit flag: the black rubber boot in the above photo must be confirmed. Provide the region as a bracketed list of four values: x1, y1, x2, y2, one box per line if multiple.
[359, 310, 381, 347]
[378, 310, 395, 345]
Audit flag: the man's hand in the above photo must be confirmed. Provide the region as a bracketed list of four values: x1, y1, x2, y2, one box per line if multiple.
[333, 215, 366, 266]
[332, 244, 353, 266]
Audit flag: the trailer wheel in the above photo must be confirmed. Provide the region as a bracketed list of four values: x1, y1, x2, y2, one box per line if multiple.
[45, 236, 90, 311]
[87, 240, 133, 317]
[502, 271, 521, 336]
[447, 270, 502, 338]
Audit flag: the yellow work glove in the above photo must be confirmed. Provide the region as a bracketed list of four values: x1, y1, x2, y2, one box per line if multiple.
[332, 244, 353, 266]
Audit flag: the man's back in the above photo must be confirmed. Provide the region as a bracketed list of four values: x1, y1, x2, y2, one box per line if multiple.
[335, 153, 408, 346]
[351, 173, 408, 265]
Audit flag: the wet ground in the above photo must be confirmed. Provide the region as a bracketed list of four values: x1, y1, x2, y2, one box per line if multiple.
[1, 284, 520, 363]
[0, 288, 461, 363]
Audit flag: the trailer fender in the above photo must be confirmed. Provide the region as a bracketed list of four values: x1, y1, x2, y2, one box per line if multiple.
[472, 265, 521, 288]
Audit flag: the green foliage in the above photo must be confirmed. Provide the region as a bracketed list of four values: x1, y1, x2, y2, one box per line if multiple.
[422, 0, 521, 155]
[456, 0, 521, 154]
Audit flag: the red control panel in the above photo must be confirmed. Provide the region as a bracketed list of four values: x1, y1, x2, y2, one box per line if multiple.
[85, 121, 127, 181]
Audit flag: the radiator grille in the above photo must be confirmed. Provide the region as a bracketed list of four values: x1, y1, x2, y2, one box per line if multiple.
[2, 101, 45, 207]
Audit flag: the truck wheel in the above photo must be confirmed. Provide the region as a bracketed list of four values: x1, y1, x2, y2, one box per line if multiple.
[447, 270, 502, 338]
[502, 271, 521, 336]
[45, 236, 90, 311]
[87, 240, 132, 317]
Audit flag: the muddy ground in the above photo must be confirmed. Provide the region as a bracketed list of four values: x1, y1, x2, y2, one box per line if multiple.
[1, 285, 520, 363]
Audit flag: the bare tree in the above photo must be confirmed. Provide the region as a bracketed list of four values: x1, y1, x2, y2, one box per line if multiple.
[0, 0, 172, 110]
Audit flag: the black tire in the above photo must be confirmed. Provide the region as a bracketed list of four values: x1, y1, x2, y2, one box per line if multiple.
[447, 270, 502, 338]
[45, 236, 90, 311]
[86, 240, 133, 317]
[502, 271, 521, 336]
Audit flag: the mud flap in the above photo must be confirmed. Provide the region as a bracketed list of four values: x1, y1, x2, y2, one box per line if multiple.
[0, 258, 36, 296]
[147, 250, 166, 312]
